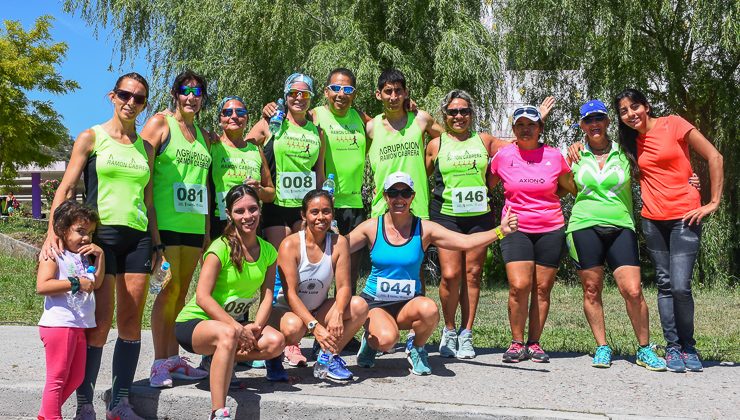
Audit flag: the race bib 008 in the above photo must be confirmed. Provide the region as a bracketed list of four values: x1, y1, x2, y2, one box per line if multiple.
[279, 172, 316, 200]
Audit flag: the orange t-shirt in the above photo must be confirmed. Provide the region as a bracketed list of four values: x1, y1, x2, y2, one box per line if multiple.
[637, 115, 700, 220]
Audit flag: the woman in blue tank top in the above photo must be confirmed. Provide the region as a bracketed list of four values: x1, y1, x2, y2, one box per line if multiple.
[347, 171, 518, 375]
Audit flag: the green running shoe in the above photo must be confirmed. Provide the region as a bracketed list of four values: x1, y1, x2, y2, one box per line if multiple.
[356, 332, 376, 368]
[407, 346, 432, 375]
[591, 345, 612, 368]
[637, 345, 667, 372]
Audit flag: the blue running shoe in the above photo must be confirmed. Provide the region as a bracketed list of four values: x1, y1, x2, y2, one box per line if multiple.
[356, 333, 376, 368]
[407, 346, 432, 375]
[456, 331, 476, 359]
[265, 356, 289, 381]
[636, 345, 666, 371]
[250, 360, 266, 369]
[438, 329, 457, 358]
[664, 347, 686, 373]
[682, 347, 703, 372]
[326, 355, 353, 380]
[592, 345, 612, 368]
[405, 333, 416, 354]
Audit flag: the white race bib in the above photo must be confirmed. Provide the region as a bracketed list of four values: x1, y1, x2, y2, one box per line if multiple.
[223, 296, 257, 320]
[451, 186, 487, 214]
[375, 278, 415, 302]
[216, 191, 227, 220]
[173, 182, 208, 214]
[279, 172, 316, 200]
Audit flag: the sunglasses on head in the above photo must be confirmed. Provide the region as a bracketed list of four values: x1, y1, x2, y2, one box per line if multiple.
[114, 89, 147, 105]
[179, 86, 203, 97]
[385, 188, 414, 199]
[327, 84, 355, 95]
[513, 106, 540, 118]
[288, 89, 312, 99]
[582, 114, 607, 124]
[221, 108, 248, 117]
[446, 107, 472, 117]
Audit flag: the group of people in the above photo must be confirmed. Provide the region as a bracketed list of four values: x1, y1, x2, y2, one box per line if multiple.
[34, 66, 723, 420]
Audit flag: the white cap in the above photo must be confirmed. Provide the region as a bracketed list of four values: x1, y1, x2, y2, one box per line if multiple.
[383, 171, 414, 191]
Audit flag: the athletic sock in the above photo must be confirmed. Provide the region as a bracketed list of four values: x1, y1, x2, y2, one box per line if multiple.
[109, 338, 141, 410]
[76, 345, 103, 409]
[459, 328, 472, 336]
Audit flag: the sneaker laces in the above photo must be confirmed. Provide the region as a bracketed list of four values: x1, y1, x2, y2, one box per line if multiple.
[639, 347, 662, 366]
[527, 343, 545, 354]
[332, 354, 348, 368]
[507, 341, 524, 353]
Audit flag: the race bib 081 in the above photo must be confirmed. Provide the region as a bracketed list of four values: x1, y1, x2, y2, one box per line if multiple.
[173, 182, 208, 214]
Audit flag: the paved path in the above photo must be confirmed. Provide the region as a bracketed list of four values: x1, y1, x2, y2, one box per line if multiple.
[0, 326, 737, 419]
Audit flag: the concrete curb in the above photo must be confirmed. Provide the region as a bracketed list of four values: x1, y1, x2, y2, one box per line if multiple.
[0, 232, 39, 259]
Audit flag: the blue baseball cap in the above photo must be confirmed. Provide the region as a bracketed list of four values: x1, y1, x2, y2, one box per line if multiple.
[579, 99, 608, 119]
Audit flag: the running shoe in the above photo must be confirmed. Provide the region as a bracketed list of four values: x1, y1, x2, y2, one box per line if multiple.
[73, 403, 96, 420]
[199, 355, 212, 372]
[106, 397, 144, 420]
[502, 341, 527, 363]
[209, 407, 232, 420]
[526, 342, 550, 363]
[265, 356, 289, 382]
[170, 355, 209, 380]
[592, 345, 612, 368]
[325, 355, 353, 380]
[250, 359, 266, 369]
[356, 333, 376, 368]
[404, 333, 416, 354]
[438, 329, 457, 358]
[149, 358, 175, 388]
[636, 345, 666, 371]
[456, 331, 476, 359]
[682, 346, 703, 372]
[283, 344, 307, 367]
[665, 347, 686, 373]
[407, 346, 432, 375]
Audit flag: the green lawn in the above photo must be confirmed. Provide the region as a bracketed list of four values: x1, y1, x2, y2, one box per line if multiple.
[2, 253, 738, 361]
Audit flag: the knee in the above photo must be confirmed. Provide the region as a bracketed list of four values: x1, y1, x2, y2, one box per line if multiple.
[466, 264, 483, 283]
[671, 283, 692, 299]
[349, 297, 369, 320]
[373, 330, 399, 352]
[159, 281, 181, 304]
[509, 283, 530, 300]
[441, 267, 460, 283]
[282, 317, 305, 345]
[218, 327, 239, 351]
[621, 286, 644, 302]
[261, 331, 285, 358]
[583, 284, 602, 304]
[418, 298, 440, 323]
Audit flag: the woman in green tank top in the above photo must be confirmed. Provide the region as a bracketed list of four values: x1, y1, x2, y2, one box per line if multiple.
[141, 70, 213, 388]
[210, 96, 275, 238]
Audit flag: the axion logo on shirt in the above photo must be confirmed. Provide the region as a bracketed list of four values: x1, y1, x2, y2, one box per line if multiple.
[519, 178, 545, 184]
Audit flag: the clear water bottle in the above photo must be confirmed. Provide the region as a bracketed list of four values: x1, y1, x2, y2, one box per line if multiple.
[68, 265, 95, 315]
[322, 174, 339, 233]
[150, 261, 171, 294]
[313, 349, 331, 379]
[268, 99, 286, 135]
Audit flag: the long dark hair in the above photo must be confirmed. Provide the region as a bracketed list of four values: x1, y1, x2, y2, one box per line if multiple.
[300, 189, 334, 229]
[221, 184, 260, 271]
[114, 72, 149, 98]
[613, 88, 656, 179]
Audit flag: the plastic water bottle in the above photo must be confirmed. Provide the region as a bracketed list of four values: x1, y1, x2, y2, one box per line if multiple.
[268, 99, 286, 135]
[150, 261, 171, 294]
[322, 174, 339, 233]
[313, 349, 331, 379]
[68, 265, 95, 315]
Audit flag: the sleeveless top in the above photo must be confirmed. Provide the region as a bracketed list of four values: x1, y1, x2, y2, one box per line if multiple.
[274, 231, 334, 311]
[38, 251, 96, 328]
[210, 140, 262, 220]
[431, 132, 490, 216]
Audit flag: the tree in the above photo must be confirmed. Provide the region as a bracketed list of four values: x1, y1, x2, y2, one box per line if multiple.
[500, 0, 739, 286]
[0, 16, 78, 185]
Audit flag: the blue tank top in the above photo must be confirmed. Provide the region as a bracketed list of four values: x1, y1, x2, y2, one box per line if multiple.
[363, 215, 424, 301]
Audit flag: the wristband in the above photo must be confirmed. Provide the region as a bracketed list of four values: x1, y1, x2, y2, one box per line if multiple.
[494, 226, 505, 240]
[68, 276, 81, 294]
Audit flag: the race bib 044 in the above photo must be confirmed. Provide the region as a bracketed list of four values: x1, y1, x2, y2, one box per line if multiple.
[375, 277, 415, 302]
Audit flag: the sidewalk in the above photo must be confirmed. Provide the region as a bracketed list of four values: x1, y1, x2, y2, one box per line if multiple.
[0, 326, 736, 419]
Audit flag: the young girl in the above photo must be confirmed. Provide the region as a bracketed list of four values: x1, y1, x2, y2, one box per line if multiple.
[36, 200, 105, 420]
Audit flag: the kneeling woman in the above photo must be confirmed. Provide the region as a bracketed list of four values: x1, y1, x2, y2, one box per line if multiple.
[175, 185, 285, 420]
[269, 189, 369, 381]
[348, 172, 518, 375]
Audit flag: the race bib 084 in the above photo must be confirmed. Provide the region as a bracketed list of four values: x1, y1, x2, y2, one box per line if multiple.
[173, 182, 208, 214]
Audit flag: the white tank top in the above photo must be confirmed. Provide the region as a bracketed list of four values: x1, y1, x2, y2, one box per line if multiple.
[38, 251, 97, 328]
[275, 231, 334, 312]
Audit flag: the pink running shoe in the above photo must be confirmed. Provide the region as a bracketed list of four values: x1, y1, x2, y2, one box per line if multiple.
[502, 341, 527, 363]
[150, 358, 175, 388]
[526, 342, 550, 363]
[283, 344, 307, 367]
[169, 355, 209, 380]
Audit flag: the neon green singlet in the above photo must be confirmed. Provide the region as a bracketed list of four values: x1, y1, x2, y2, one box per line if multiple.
[85, 125, 149, 231]
[269, 120, 321, 208]
[313, 106, 366, 209]
[210, 140, 262, 220]
[431, 133, 490, 216]
[368, 112, 429, 219]
[153, 116, 212, 234]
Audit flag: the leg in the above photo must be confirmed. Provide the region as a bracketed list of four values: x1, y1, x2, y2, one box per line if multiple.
[526, 264, 558, 342]
[39, 327, 77, 420]
[437, 247, 464, 331]
[580, 267, 607, 346]
[365, 308, 400, 353]
[505, 262, 535, 342]
[668, 221, 701, 349]
[60, 329, 87, 406]
[235, 326, 286, 361]
[264, 226, 291, 258]
[642, 219, 677, 348]
[278, 311, 308, 346]
[396, 296, 440, 346]
[349, 250, 363, 296]
[316, 296, 369, 351]
[152, 245, 188, 359]
[613, 265, 649, 345]
[190, 320, 239, 411]
[461, 246, 487, 331]
[169, 246, 202, 355]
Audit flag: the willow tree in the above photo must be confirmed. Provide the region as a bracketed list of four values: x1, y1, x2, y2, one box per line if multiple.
[500, 0, 739, 286]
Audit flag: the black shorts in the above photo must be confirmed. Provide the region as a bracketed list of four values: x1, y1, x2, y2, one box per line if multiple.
[175, 318, 204, 354]
[429, 200, 495, 234]
[335, 207, 366, 234]
[500, 227, 565, 268]
[95, 225, 152, 275]
[262, 202, 302, 229]
[360, 292, 421, 319]
[568, 226, 640, 270]
[159, 230, 205, 248]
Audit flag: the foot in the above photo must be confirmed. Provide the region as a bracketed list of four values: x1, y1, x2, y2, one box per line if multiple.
[407, 346, 432, 375]
[106, 397, 144, 420]
[404, 333, 416, 355]
[150, 359, 174, 388]
[199, 355, 212, 372]
[456, 331, 476, 359]
[526, 342, 550, 363]
[265, 356, 289, 382]
[502, 341, 527, 363]
[283, 344, 307, 367]
[210, 407, 232, 420]
[438, 329, 457, 358]
[682, 346, 703, 372]
[169, 355, 209, 380]
[325, 355, 354, 380]
[636, 345, 666, 372]
[356, 333, 377, 368]
[592, 345, 612, 368]
[74, 403, 96, 420]
[665, 347, 686, 373]
[250, 359, 266, 369]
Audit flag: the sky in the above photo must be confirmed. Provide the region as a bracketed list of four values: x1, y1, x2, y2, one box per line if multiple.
[4, 0, 150, 138]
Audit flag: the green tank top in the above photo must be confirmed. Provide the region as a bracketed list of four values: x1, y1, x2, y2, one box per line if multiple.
[268, 119, 321, 208]
[210, 140, 262, 220]
[153, 116, 212, 234]
[85, 125, 149, 231]
[432, 133, 490, 216]
[176, 236, 277, 322]
[313, 106, 366, 209]
[368, 112, 429, 219]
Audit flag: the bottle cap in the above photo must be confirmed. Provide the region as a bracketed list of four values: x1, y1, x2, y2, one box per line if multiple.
[162, 262, 171, 270]
[328, 174, 335, 179]
[86, 266, 96, 273]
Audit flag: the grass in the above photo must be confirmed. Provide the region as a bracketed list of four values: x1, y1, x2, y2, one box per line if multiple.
[0, 216, 47, 248]
[3, 253, 738, 362]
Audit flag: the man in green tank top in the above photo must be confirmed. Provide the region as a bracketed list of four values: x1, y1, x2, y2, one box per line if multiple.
[367, 69, 443, 219]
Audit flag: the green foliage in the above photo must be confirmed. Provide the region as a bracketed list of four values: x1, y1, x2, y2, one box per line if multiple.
[0, 17, 78, 185]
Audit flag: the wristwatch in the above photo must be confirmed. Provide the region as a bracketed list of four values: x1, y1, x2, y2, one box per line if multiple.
[307, 319, 318, 333]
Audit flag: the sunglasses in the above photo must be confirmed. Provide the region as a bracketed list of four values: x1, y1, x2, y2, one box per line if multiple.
[179, 86, 203, 97]
[327, 84, 355, 95]
[582, 114, 607, 124]
[221, 108, 248, 117]
[513, 106, 541, 119]
[114, 89, 147, 105]
[385, 188, 414, 199]
[446, 107, 472, 117]
[287, 89, 312, 99]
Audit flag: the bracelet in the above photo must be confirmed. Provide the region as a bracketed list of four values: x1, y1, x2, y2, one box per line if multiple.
[494, 226, 505, 240]
[68, 276, 80, 294]
[153, 244, 166, 252]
